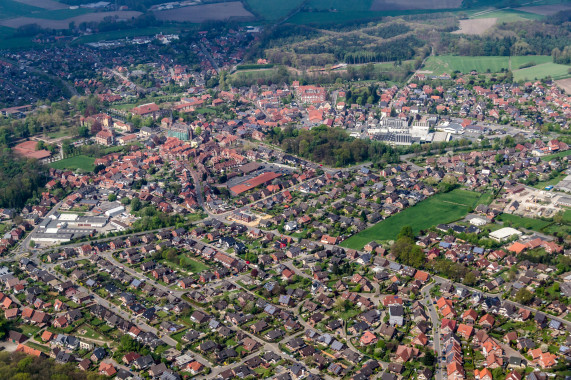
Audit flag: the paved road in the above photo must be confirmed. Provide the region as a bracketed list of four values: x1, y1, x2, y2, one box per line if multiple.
[421, 282, 443, 380]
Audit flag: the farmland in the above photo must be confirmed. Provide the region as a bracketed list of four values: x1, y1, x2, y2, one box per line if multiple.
[340, 189, 481, 250]
[49, 155, 95, 172]
[421, 55, 553, 75]
[245, 0, 305, 20]
[153, 2, 254, 23]
[513, 62, 571, 81]
[453, 18, 497, 35]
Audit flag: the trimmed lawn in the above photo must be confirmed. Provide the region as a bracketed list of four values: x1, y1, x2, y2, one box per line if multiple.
[50, 155, 95, 171]
[340, 189, 480, 249]
[540, 149, 571, 161]
[496, 213, 552, 232]
[25, 342, 50, 353]
[532, 172, 567, 189]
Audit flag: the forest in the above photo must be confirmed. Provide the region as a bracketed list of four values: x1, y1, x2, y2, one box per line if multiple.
[267, 125, 401, 167]
[0, 351, 105, 380]
[0, 151, 48, 209]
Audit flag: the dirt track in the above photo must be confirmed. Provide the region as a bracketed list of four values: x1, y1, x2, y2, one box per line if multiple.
[453, 18, 497, 36]
[0, 11, 142, 29]
[153, 2, 254, 22]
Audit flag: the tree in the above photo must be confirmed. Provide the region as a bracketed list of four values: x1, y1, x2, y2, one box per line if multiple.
[108, 194, 117, 202]
[463, 271, 477, 286]
[553, 211, 564, 225]
[514, 288, 533, 305]
[397, 225, 414, 242]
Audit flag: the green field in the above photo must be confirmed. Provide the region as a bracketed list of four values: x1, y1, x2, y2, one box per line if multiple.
[496, 213, 553, 232]
[180, 256, 209, 273]
[50, 155, 95, 171]
[0, 0, 41, 20]
[340, 189, 481, 250]
[470, 9, 545, 22]
[246, 0, 305, 20]
[513, 62, 571, 81]
[423, 55, 553, 75]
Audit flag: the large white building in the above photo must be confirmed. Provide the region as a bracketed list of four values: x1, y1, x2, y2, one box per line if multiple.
[489, 227, 523, 242]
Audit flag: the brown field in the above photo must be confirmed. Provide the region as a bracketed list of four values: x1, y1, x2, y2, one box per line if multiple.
[453, 17, 496, 35]
[153, 2, 254, 22]
[556, 78, 571, 95]
[370, 0, 461, 11]
[13, 0, 66, 10]
[516, 4, 571, 16]
[0, 11, 142, 29]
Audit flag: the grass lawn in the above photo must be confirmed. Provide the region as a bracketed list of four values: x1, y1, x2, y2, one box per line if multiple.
[18, 324, 41, 337]
[541, 149, 571, 161]
[180, 256, 209, 273]
[245, 0, 305, 20]
[340, 188, 480, 250]
[513, 62, 571, 81]
[496, 213, 552, 232]
[510, 55, 552, 69]
[25, 342, 50, 353]
[533, 172, 567, 189]
[50, 155, 95, 171]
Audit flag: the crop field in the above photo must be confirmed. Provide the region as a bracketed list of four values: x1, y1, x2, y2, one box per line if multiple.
[12, 0, 66, 10]
[153, 2, 254, 23]
[515, 4, 571, 15]
[49, 155, 95, 171]
[370, 0, 461, 11]
[453, 18, 497, 35]
[513, 62, 571, 81]
[469, 9, 545, 22]
[0, 11, 142, 29]
[0, 0, 41, 20]
[340, 189, 481, 250]
[246, 0, 305, 20]
[422, 55, 552, 75]
[555, 78, 571, 94]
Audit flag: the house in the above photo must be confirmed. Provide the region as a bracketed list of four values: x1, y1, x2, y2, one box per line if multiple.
[360, 331, 377, 346]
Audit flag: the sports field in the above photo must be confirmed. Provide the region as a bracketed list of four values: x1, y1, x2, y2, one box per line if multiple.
[50, 155, 95, 171]
[513, 62, 571, 81]
[340, 189, 481, 250]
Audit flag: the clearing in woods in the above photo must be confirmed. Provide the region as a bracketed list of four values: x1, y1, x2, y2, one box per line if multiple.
[153, 2, 254, 22]
[453, 18, 497, 35]
[515, 4, 571, 15]
[340, 189, 481, 250]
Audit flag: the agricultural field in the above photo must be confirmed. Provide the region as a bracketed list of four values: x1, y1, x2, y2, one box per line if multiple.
[245, 0, 305, 20]
[49, 155, 95, 172]
[513, 62, 571, 81]
[469, 8, 545, 22]
[555, 78, 571, 95]
[153, 2, 254, 23]
[340, 189, 481, 250]
[370, 0, 462, 11]
[0, 11, 142, 29]
[453, 18, 496, 35]
[12, 0, 66, 10]
[422, 55, 552, 75]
